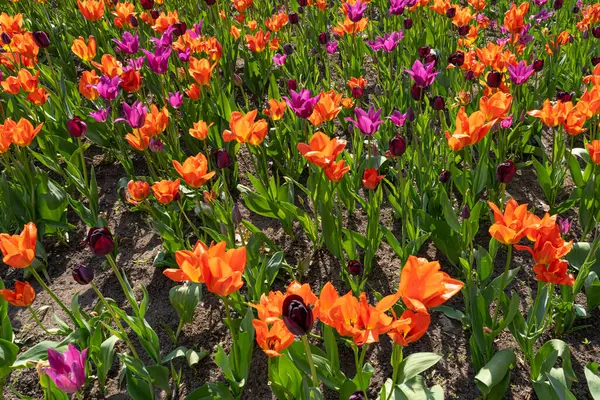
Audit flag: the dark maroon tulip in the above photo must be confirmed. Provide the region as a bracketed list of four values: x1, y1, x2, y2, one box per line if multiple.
[389, 136, 407, 157]
[592, 56, 600, 66]
[1, 33, 11, 45]
[205, 0, 216, 5]
[140, 0, 154, 9]
[431, 96, 445, 111]
[67, 116, 87, 138]
[351, 86, 364, 99]
[282, 294, 313, 336]
[348, 260, 362, 276]
[84, 227, 115, 257]
[406, 107, 416, 121]
[460, 204, 470, 219]
[446, 7, 456, 18]
[486, 71, 502, 88]
[424, 53, 438, 67]
[593, 26, 600, 39]
[448, 51, 464, 67]
[572, 5, 579, 13]
[349, 391, 365, 400]
[298, 6, 304, 14]
[289, 13, 299, 24]
[533, 58, 544, 72]
[404, 18, 413, 30]
[496, 160, 516, 184]
[32, 31, 50, 48]
[298, 0, 308, 6]
[130, 15, 139, 27]
[439, 169, 450, 183]
[556, 90, 573, 102]
[553, 0, 563, 10]
[150, 10, 159, 19]
[458, 25, 470, 36]
[465, 70, 475, 81]
[410, 84, 425, 101]
[233, 74, 243, 87]
[287, 79, 297, 91]
[215, 148, 231, 169]
[73, 264, 94, 285]
[318, 32, 328, 45]
[232, 204, 242, 226]
[418, 46, 431, 59]
[172, 22, 187, 36]
[283, 43, 294, 55]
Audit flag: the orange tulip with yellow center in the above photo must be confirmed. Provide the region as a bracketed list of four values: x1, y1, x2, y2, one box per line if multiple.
[17, 69, 39, 93]
[151, 179, 180, 204]
[245, 30, 270, 52]
[140, 105, 169, 137]
[77, 0, 105, 21]
[487, 198, 544, 245]
[189, 120, 214, 140]
[172, 153, 216, 188]
[125, 130, 150, 151]
[126, 180, 150, 205]
[332, 17, 368, 37]
[253, 319, 295, 357]
[11, 118, 43, 147]
[264, 99, 287, 121]
[527, 99, 571, 127]
[0, 281, 35, 307]
[587, 140, 600, 165]
[265, 12, 289, 32]
[223, 110, 268, 145]
[0, 222, 37, 268]
[308, 91, 343, 126]
[72, 36, 97, 61]
[504, 2, 529, 34]
[445, 107, 496, 151]
[112, 1, 135, 28]
[479, 92, 512, 121]
[0, 13, 24, 37]
[188, 57, 216, 86]
[297, 131, 347, 168]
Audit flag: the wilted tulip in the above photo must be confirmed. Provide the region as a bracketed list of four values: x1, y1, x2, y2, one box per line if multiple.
[215, 148, 231, 169]
[388, 135, 407, 157]
[430, 96, 445, 111]
[347, 260, 362, 276]
[72, 264, 94, 285]
[67, 116, 87, 138]
[282, 294, 313, 335]
[32, 31, 50, 48]
[486, 71, 502, 88]
[84, 227, 115, 257]
[439, 169, 450, 183]
[496, 160, 517, 183]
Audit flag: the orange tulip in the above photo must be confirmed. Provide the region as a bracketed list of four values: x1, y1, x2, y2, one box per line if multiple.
[16, 69, 38, 93]
[112, 1, 135, 28]
[188, 57, 216, 86]
[172, 153, 216, 188]
[0, 13, 24, 37]
[297, 131, 346, 168]
[429, 0, 451, 15]
[533, 260, 574, 286]
[503, 2, 529, 34]
[396, 256, 464, 312]
[92, 54, 123, 78]
[126, 180, 150, 205]
[0, 281, 35, 307]
[515, 222, 571, 265]
[264, 99, 287, 121]
[445, 107, 496, 151]
[78, 70, 100, 100]
[527, 99, 571, 127]
[562, 106, 588, 136]
[0, 222, 37, 268]
[11, 118, 43, 147]
[387, 309, 431, 346]
[6, 33, 39, 63]
[362, 168, 385, 190]
[72, 36, 97, 61]
[164, 240, 207, 283]
[151, 179, 180, 204]
[140, 105, 169, 137]
[324, 160, 350, 182]
[253, 319, 295, 357]
[77, 0, 105, 21]
[230, 25, 241, 40]
[185, 83, 201, 100]
[0, 124, 12, 154]
[479, 92, 512, 121]
[332, 17, 368, 37]
[26, 87, 49, 106]
[245, 30, 270, 52]
[152, 11, 179, 33]
[232, 0, 253, 13]
[189, 120, 214, 140]
[223, 110, 268, 145]
[120, 68, 142, 93]
[347, 76, 366, 89]
[576, 87, 600, 118]
[265, 12, 289, 32]
[1, 76, 21, 94]
[246, 20, 258, 30]
[309, 91, 343, 126]
[125, 130, 150, 151]
[487, 198, 542, 245]
[587, 140, 600, 165]
[467, 0, 486, 11]
[249, 290, 286, 323]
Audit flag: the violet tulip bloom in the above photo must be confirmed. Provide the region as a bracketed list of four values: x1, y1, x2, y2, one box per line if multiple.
[90, 107, 110, 122]
[368, 31, 403, 52]
[115, 101, 147, 128]
[404, 60, 439, 87]
[143, 47, 171, 75]
[127, 56, 146, 70]
[113, 32, 139, 55]
[45, 344, 87, 394]
[273, 53, 287, 65]
[507, 60, 535, 85]
[347, 0, 367, 22]
[283, 89, 320, 119]
[326, 41, 338, 54]
[345, 106, 384, 135]
[168, 92, 183, 108]
[95, 76, 120, 100]
[387, 110, 408, 127]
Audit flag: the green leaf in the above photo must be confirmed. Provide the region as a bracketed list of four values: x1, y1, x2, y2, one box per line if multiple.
[186, 382, 235, 400]
[0, 338, 19, 369]
[396, 352, 442, 384]
[474, 349, 515, 395]
[14, 341, 63, 367]
[585, 362, 600, 400]
[440, 188, 460, 233]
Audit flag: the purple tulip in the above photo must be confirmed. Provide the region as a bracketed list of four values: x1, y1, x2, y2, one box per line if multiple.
[273, 53, 287, 66]
[84, 227, 114, 257]
[178, 48, 191, 62]
[45, 345, 87, 394]
[127, 56, 146, 70]
[282, 294, 313, 335]
[507, 61, 535, 85]
[500, 115, 513, 129]
[345, 106, 384, 135]
[115, 101, 147, 128]
[150, 25, 175, 49]
[67, 116, 87, 138]
[283, 89, 320, 119]
[326, 41, 338, 54]
[148, 136, 164, 152]
[113, 32, 139, 55]
[532, 8, 554, 24]
[404, 59, 439, 87]
[558, 217, 572, 235]
[90, 107, 110, 123]
[143, 47, 171, 75]
[347, 0, 367, 22]
[368, 31, 403, 52]
[72, 264, 94, 285]
[387, 110, 408, 127]
[168, 92, 183, 109]
[95, 75, 120, 100]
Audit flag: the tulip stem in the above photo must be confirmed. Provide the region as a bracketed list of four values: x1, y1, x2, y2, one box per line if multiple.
[301, 335, 318, 388]
[178, 200, 202, 241]
[222, 297, 239, 368]
[353, 344, 369, 399]
[488, 245, 512, 357]
[105, 255, 139, 314]
[29, 268, 76, 324]
[27, 306, 54, 336]
[77, 137, 88, 188]
[90, 282, 140, 359]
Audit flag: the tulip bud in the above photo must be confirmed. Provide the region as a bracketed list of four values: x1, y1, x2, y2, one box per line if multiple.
[533, 58, 544, 72]
[130, 15, 139, 27]
[460, 204, 470, 219]
[465, 70, 475, 81]
[351, 86, 364, 99]
[67, 116, 87, 138]
[282, 294, 313, 336]
[439, 169, 450, 183]
[149, 136, 164, 152]
[406, 107, 416, 122]
[557, 217, 572, 235]
[572, 5, 579, 13]
[496, 160, 517, 183]
[32, 31, 50, 48]
[287, 79, 297, 91]
[593, 56, 600, 66]
[418, 46, 431, 59]
[289, 13, 299, 24]
[388, 135, 407, 157]
[404, 18, 413, 30]
[430, 95, 445, 111]
[347, 260, 362, 276]
[486, 70, 502, 88]
[232, 74, 243, 87]
[215, 148, 231, 169]
[584, 30, 590, 40]
[150, 10, 159, 19]
[1, 33, 11, 45]
[51, 0, 58, 7]
[458, 25, 470, 36]
[72, 264, 94, 285]
[553, 0, 563, 10]
[84, 227, 115, 257]
[318, 32, 328, 45]
[232, 203, 243, 226]
[349, 391, 365, 400]
[445, 7, 456, 18]
[410, 84, 425, 101]
[283, 43, 294, 55]
[593, 26, 600, 39]
[448, 51, 464, 67]
[140, 0, 154, 9]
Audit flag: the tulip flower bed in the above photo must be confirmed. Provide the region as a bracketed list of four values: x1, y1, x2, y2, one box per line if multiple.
[3, 0, 600, 398]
